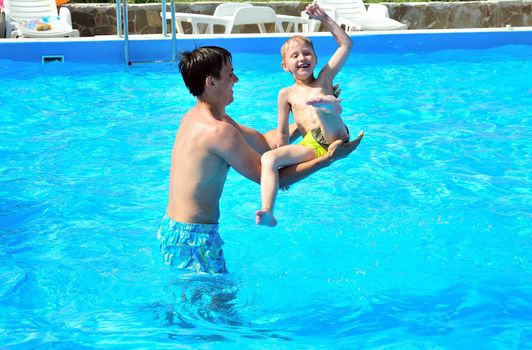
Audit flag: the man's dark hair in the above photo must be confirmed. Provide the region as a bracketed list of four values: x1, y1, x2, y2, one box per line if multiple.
[178, 46, 232, 97]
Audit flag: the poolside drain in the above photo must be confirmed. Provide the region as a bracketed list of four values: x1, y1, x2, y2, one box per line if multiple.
[42, 55, 65, 64]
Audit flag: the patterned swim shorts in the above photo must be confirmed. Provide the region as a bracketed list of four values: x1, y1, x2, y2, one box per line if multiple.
[157, 214, 228, 274]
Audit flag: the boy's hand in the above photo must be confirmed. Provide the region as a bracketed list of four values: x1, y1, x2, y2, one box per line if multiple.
[305, 3, 328, 20]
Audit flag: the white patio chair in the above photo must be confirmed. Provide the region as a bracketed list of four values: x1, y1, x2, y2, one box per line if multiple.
[316, 0, 407, 31]
[163, 3, 283, 35]
[4, 0, 79, 38]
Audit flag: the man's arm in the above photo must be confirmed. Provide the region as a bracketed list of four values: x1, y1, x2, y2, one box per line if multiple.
[231, 122, 272, 155]
[213, 122, 263, 184]
[234, 122, 300, 154]
[215, 116, 363, 187]
[278, 131, 364, 188]
[265, 123, 301, 147]
[215, 112, 364, 188]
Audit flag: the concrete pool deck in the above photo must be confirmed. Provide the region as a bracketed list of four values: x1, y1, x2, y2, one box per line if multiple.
[1, 27, 531, 64]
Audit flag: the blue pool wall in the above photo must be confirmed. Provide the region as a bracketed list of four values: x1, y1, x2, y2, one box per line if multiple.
[1, 29, 531, 64]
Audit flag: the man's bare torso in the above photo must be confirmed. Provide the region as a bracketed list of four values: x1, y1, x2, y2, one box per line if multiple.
[166, 107, 229, 224]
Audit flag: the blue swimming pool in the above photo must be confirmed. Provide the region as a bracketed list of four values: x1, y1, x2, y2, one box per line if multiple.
[1, 34, 531, 348]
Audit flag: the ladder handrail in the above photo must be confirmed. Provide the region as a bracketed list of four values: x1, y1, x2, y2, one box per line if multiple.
[122, 0, 130, 64]
[120, 0, 177, 65]
[116, 0, 122, 37]
[170, 0, 177, 60]
[161, 0, 167, 36]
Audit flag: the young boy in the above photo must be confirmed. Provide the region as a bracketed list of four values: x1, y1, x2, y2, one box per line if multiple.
[256, 3, 355, 227]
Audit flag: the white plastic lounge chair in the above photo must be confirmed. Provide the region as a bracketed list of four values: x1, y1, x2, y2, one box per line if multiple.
[316, 0, 407, 31]
[163, 3, 284, 35]
[4, 0, 79, 38]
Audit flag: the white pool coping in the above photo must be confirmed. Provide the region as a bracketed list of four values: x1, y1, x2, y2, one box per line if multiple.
[1, 26, 531, 43]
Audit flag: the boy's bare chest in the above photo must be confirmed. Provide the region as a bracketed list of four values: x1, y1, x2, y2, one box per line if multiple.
[288, 85, 324, 111]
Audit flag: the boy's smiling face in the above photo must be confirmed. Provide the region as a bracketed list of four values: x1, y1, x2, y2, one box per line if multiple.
[281, 41, 317, 80]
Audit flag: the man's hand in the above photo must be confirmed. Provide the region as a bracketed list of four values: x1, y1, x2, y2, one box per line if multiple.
[332, 83, 342, 98]
[327, 131, 364, 164]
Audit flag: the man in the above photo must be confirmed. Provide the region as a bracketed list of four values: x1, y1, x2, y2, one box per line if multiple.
[157, 46, 364, 274]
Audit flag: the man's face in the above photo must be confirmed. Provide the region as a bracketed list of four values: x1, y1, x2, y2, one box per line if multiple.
[214, 61, 239, 105]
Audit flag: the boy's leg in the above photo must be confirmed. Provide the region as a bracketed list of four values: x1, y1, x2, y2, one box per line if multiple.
[307, 95, 349, 144]
[257, 145, 315, 227]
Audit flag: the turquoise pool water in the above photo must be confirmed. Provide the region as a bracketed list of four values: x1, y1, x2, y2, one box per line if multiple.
[1, 44, 531, 348]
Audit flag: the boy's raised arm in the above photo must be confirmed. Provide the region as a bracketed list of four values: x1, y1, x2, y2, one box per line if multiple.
[306, 3, 352, 81]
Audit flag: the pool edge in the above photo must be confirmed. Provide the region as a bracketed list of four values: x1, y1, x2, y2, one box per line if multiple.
[1, 27, 531, 64]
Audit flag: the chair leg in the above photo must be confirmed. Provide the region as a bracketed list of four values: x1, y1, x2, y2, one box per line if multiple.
[285, 22, 294, 33]
[197, 23, 207, 34]
[175, 21, 184, 34]
[191, 21, 201, 34]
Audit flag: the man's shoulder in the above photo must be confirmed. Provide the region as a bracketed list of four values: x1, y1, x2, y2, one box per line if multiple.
[197, 117, 242, 151]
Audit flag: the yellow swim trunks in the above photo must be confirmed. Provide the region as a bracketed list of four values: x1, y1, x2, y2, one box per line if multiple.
[299, 128, 328, 157]
[299, 126, 350, 157]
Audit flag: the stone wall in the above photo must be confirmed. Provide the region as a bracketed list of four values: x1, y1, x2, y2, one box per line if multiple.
[66, 1, 532, 37]
[390, 1, 531, 29]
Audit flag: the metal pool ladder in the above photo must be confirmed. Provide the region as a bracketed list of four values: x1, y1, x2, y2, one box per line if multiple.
[117, 0, 178, 65]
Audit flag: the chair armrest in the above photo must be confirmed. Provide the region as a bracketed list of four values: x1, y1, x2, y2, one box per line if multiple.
[160, 12, 230, 25]
[277, 15, 310, 25]
[159, 11, 213, 21]
[277, 14, 314, 33]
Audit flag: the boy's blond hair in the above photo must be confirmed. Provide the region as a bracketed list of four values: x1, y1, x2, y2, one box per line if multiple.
[280, 35, 316, 60]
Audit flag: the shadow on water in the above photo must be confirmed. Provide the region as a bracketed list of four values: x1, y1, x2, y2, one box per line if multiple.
[0, 199, 43, 301]
[142, 272, 294, 345]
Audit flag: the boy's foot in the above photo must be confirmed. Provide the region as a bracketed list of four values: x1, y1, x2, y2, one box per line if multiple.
[255, 210, 278, 227]
[306, 95, 343, 114]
